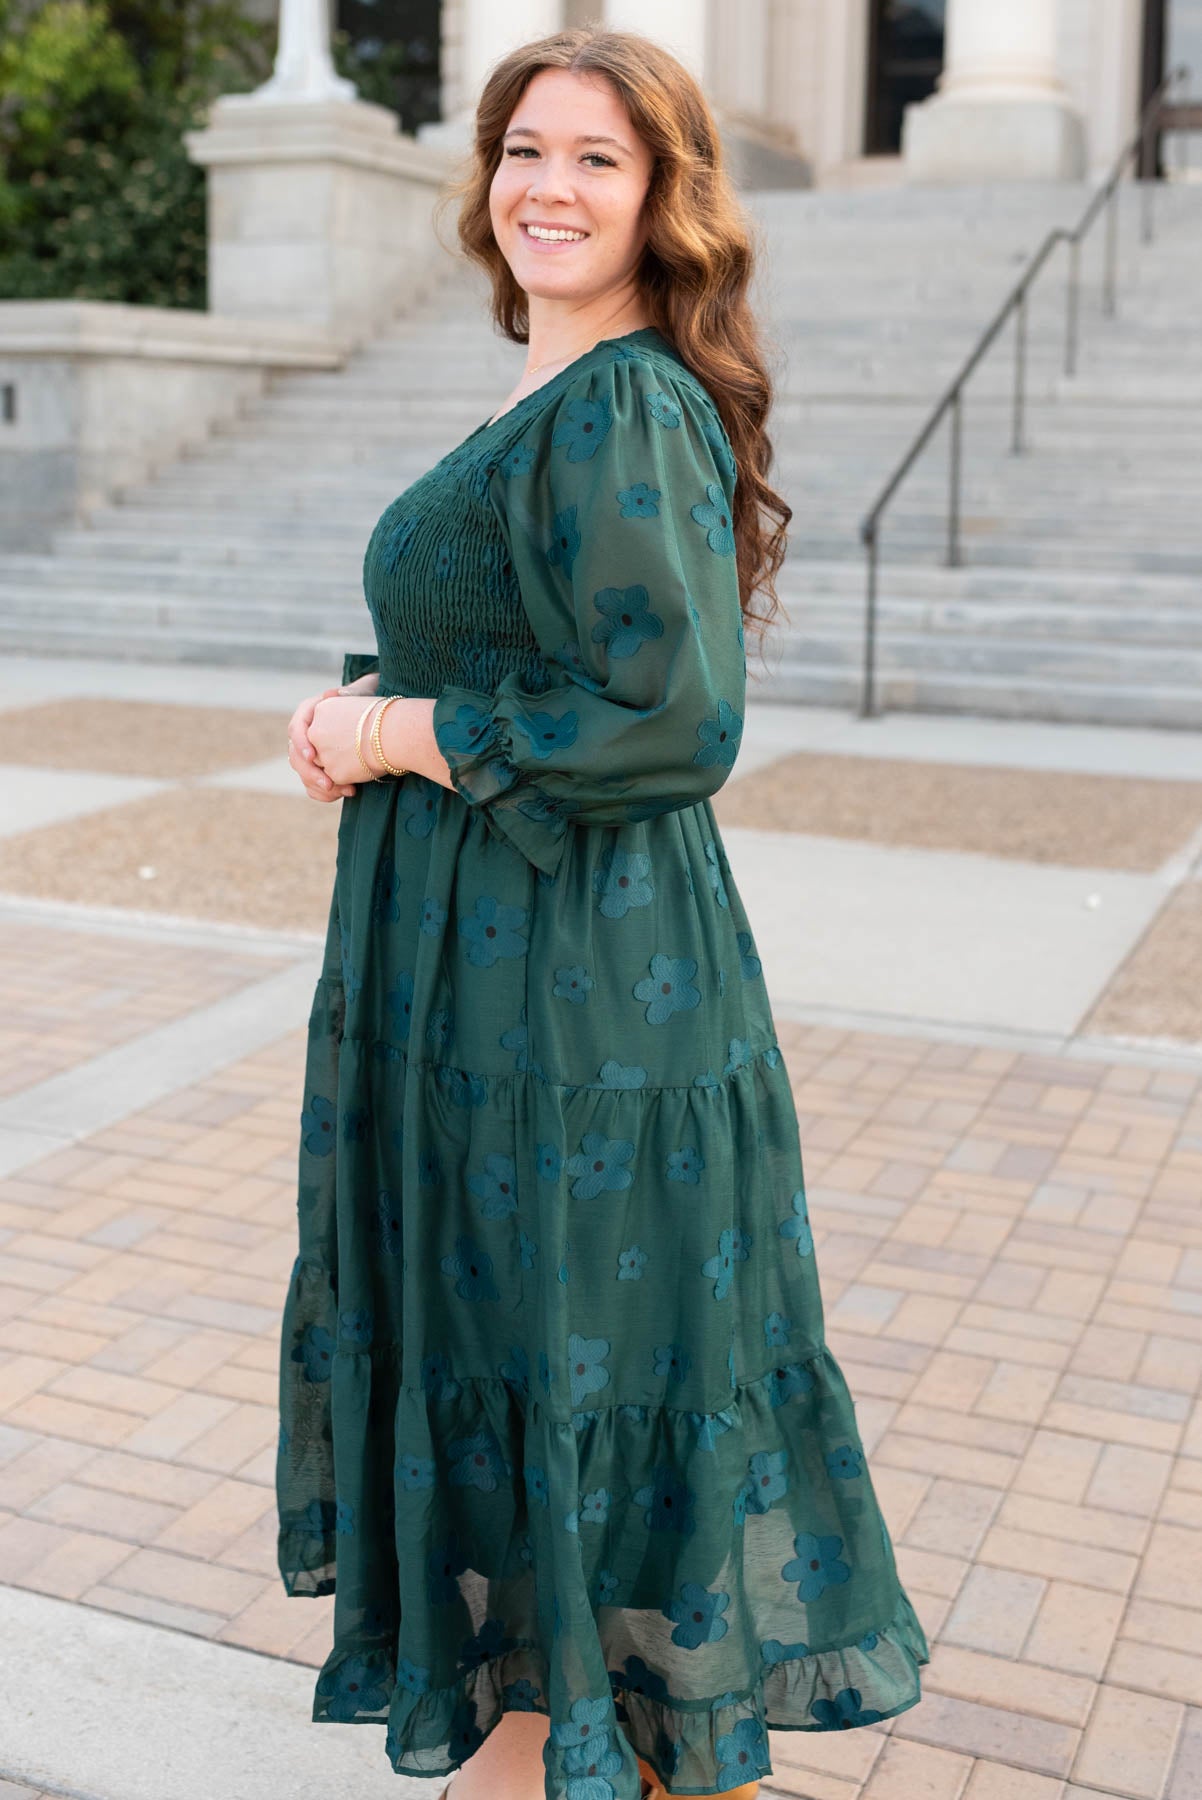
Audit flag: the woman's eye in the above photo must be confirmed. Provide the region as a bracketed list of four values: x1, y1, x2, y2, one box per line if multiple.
[504, 148, 615, 168]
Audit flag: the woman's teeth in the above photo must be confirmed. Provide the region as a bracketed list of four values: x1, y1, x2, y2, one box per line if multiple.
[523, 225, 588, 242]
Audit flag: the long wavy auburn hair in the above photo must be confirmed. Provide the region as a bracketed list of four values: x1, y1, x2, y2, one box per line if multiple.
[433, 25, 792, 655]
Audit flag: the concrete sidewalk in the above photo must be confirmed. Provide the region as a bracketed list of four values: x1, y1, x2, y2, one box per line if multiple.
[0, 662, 1199, 1800]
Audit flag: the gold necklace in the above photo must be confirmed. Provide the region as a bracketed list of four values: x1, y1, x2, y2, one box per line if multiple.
[525, 342, 596, 377]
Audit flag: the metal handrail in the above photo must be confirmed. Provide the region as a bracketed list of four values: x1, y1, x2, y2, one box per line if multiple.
[856, 62, 1191, 719]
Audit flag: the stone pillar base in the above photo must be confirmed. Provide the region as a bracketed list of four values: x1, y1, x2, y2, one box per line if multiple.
[185, 97, 455, 348]
[902, 93, 1086, 183]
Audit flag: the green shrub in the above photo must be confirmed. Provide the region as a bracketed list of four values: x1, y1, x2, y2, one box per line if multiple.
[0, 0, 274, 304]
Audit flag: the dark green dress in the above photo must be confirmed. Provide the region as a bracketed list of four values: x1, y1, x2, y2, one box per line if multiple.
[276, 325, 928, 1799]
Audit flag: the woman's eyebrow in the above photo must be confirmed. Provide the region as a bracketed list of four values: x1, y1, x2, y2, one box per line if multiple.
[502, 127, 632, 153]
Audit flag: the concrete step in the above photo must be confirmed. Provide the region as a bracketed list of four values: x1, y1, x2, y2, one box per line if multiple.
[753, 663, 1202, 729]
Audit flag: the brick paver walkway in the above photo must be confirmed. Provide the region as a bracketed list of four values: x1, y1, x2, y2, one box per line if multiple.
[0, 909, 1199, 1800]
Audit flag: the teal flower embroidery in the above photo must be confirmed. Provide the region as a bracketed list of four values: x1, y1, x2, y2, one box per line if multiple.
[435, 1066, 488, 1107]
[591, 583, 664, 658]
[580, 1487, 610, 1524]
[445, 1695, 485, 1761]
[468, 1151, 518, 1218]
[440, 1234, 499, 1301]
[633, 952, 700, 1023]
[737, 929, 762, 979]
[633, 1466, 696, 1533]
[459, 894, 529, 966]
[449, 1431, 512, 1491]
[593, 846, 654, 917]
[424, 1526, 471, 1598]
[826, 1445, 864, 1480]
[392, 979, 421, 1051]
[434, 542, 456, 580]
[694, 698, 744, 767]
[617, 481, 660, 518]
[376, 1188, 403, 1257]
[779, 1187, 814, 1256]
[716, 1719, 769, 1782]
[383, 513, 419, 566]
[435, 702, 495, 756]
[292, 1323, 333, 1382]
[512, 708, 579, 758]
[665, 1580, 730, 1647]
[743, 1448, 789, 1514]
[666, 1146, 704, 1184]
[419, 895, 448, 936]
[724, 1036, 752, 1076]
[567, 1333, 611, 1406]
[500, 443, 534, 477]
[597, 1058, 647, 1088]
[690, 481, 736, 555]
[300, 1092, 336, 1156]
[503, 1677, 541, 1709]
[546, 504, 581, 578]
[811, 1689, 883, 1730]
[647, 391, 682, 428]
[481, 541, 510, 600]
[703, 415, 737, 482]
[701, 1225, 751, 1299]
[316, 1654, 390, 1721]
[705, 839, 729, 907]
[339, 1307, 373, 1343]
[564, 1131, 635, 1198]
[396, 1657, 431, 1693]
[519, 1231, 538, 1268]
[554, 964, 593, 1004]
[536, 1142, 562, 1182]
[595, 1569, 620, 1604]
[425, 1007, 454, 1050]
[552, 393, 612, 461]
[524, 1463, 549, 1505]
[618, 1244, 648, 1280]
[397, 1452, 435, 1490]
[371, 854, 400, 923]
[764, 1310, 792, 1347]
[769, 1362, 814, 1408]
[761, 1636, 810, 1665]
[420, 1351, 460, 1399]
[782, 1531, 851, 1601]
[401, 783, 438, 838]
[653, 1343, 691, 1383]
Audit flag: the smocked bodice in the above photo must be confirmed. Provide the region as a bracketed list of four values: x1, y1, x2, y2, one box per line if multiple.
[362, 414, 554, 700]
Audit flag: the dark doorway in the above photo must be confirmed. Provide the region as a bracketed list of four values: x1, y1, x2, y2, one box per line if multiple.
[334, 0, 441, 132]
[865, 0, 946, 154]
[1141, 0, 1202, 174]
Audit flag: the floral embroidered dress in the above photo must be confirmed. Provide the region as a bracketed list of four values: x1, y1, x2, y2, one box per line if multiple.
[276, 324, 928, 1800]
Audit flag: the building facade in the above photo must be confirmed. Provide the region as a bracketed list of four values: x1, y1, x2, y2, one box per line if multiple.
[420, 0, 1201, 184]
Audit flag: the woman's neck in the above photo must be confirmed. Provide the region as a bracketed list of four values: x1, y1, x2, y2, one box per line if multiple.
[524, 302, 654, 374]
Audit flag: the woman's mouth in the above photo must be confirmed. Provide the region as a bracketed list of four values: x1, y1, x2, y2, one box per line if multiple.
[520, 223, 590, 251]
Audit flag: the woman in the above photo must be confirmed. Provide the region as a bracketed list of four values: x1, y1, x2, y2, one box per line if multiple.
[278, 27, 928, 1800]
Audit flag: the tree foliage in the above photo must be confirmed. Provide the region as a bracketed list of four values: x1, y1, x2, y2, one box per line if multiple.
[0, 0, 274, 304]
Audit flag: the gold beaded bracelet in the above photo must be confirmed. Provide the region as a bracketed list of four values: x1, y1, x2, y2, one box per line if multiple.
[370, 694, 409, 779]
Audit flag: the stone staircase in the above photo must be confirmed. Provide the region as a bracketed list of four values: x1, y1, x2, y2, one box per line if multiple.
[3, 179, 1201, 725]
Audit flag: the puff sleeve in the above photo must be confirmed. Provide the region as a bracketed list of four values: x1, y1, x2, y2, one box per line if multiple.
[431, 350, 747, 878]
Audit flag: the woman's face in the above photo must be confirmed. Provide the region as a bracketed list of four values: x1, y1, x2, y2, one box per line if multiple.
[489, 67, 654, 311]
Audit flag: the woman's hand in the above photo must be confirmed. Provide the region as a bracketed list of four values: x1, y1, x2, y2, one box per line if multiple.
[286, 684, 359, 801]
[307, 694, 389, 789]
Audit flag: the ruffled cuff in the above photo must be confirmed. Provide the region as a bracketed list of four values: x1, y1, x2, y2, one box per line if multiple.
[432, 683, 575, 880]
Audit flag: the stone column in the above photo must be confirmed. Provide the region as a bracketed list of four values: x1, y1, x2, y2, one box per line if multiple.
[602, 0, 707, 79]
[419, 0, 563, 151]
[185, 0, 453, 346]
[902, 0, 1086, 181]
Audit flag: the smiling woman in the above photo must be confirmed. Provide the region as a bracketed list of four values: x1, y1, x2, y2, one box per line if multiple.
[275, 26, 928, 1800]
